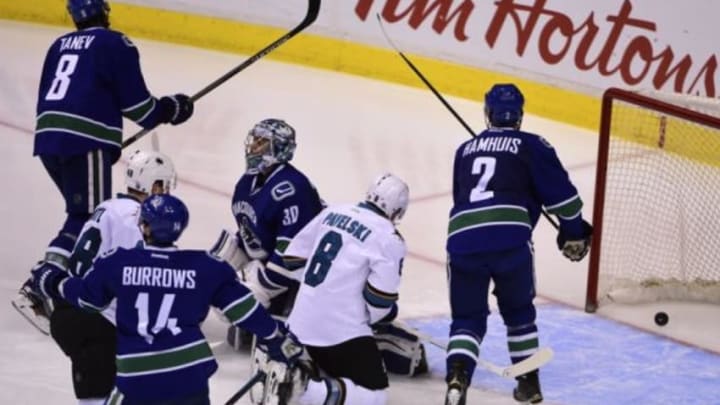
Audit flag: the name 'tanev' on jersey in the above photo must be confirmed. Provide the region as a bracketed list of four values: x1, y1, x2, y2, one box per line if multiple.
[122, 266, 196, 289]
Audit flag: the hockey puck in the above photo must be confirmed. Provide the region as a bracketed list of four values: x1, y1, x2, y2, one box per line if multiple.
[654, 311, 669, 326]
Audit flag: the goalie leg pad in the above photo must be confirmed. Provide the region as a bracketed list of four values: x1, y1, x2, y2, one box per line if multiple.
[250, 337, 270, 404]
[374, 324, 428, 376]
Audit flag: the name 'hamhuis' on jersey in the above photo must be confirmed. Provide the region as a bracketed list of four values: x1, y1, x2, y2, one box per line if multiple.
[35, 27, 167, 163]
[231, 163, 323, 270]
[447, 128, 584, 254]
[59, 246, 275, 402]
[286, 203, 405, 347]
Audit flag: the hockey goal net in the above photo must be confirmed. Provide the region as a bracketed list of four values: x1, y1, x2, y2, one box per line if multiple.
[585, 88, 720, 312]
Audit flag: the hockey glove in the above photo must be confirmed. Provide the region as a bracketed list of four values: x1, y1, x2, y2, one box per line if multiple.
[556, 219, 593, 262]
[158, 93, 194, 125]
[30, 261, 68, 300]
[258, 322, 304, 366]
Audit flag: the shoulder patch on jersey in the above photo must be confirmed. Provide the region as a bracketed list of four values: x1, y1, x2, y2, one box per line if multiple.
[271, 181, 296, 201]
[538, 136, 554, 149]
[121, 35, 136, 48]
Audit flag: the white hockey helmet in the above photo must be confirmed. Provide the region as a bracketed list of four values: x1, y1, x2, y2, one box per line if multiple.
[365, 173, 409, 223]
[125, 150, 177, 194]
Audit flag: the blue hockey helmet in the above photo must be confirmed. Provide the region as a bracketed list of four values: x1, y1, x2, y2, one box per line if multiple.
[484, 83, 524, 129]
[139, 194, 189, 245]
[67, 0, 110, 24]
[245, 118, 297, 175]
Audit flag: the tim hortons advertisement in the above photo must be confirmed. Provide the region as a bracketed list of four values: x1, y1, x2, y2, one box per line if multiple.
[356, 0, 717, 97]
[118, 0, 719, 97]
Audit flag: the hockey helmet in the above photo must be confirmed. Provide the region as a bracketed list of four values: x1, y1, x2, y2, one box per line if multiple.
[365, 173, 409, 223]
[125, 150, 177, 195]
[139, 194, 189, 245]
[67, 0, 110, 24]
[245, 118, 297, 175]
[484, 83, 524, 129]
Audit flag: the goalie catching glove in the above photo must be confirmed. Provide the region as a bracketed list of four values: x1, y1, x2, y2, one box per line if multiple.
[556, 219, 593, 262]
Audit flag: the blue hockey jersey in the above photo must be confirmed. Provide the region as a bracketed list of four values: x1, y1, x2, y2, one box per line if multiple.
[231, 163, 324, 273]
[34, 27, 167, 163]
[59, 245, 277, 401]
[447, 128, 584, 254]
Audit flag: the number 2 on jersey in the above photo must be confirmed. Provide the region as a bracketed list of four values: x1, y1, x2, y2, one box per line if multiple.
[135, 292, 181, 344]
[469, 156, 496, 202]
[304, 231, 343, 287]
[45, 54, 79, 101]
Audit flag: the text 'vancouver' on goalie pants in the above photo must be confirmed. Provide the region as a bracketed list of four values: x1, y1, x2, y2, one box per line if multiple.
[446, 243, 539, 379]
[50, 301, 117, 399]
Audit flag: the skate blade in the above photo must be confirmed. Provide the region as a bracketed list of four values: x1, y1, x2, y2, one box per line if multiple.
[11, 298, 50, 336]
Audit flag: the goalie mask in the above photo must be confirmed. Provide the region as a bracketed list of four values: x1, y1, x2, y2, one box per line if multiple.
[245, 119, 297, 175]
[125, 150, 177, 195]
[365, 173, 409, 224]
[484, 83, 524, 130]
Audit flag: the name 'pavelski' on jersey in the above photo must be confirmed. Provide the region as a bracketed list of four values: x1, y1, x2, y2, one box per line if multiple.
[323, 212, 373, 242]
[121, 266, 197, 289]
[462, 135, 522, 157]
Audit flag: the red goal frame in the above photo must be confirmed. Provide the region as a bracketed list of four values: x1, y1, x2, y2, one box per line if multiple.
[585, 87, 720, 313]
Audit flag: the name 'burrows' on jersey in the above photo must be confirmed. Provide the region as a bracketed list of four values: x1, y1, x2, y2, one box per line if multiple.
[121, 266, 196, 289]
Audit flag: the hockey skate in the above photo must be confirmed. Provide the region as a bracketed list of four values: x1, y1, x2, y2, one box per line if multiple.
[513, 369, 543, 403]
[11, 274, 53, 336]
[444, 362, 469, 405]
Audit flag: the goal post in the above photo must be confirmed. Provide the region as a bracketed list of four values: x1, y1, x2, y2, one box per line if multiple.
[585, 88, 720, 313]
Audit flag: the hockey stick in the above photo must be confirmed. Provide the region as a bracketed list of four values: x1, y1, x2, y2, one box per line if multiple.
[376, 15, 559, 230]
[122, 0, 322, 149]
[224, 371, 266, 405]
[394, 321, 553, 379]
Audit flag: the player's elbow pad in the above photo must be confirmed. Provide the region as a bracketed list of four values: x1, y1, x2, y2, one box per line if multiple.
[364, 283, 399, 324]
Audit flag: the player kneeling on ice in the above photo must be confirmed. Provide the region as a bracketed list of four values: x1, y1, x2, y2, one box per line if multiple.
[256, 173, 413, 405]
[210, 119, 427, 387]
[31, 194, 302, 404]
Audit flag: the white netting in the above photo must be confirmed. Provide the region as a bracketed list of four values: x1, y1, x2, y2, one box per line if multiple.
[597, 91, 720, 304]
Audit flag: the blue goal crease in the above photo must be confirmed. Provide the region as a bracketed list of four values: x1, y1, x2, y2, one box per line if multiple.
[405, 304, 720, 405]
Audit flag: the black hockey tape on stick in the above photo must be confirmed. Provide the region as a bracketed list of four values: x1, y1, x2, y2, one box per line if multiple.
[376, 15, 559, 230]
[122, 0, 322, 149]
[224, 371, 266, 405]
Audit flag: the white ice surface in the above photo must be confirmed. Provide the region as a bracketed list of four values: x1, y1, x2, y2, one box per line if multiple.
[0, 20, 718, 404]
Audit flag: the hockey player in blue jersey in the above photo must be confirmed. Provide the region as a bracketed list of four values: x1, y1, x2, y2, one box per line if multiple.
[50, 150, 178, 405]
[32, 194, 303, 404]
[212, 120, 428, 398]
[13, 0, 194, 333]
[228, 119, 324, 319]
[443, 84, 592, 405]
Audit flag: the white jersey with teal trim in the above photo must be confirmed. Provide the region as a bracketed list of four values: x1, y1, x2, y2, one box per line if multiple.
[286, 203, 405, 347]
[69, 194, 143, 324]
